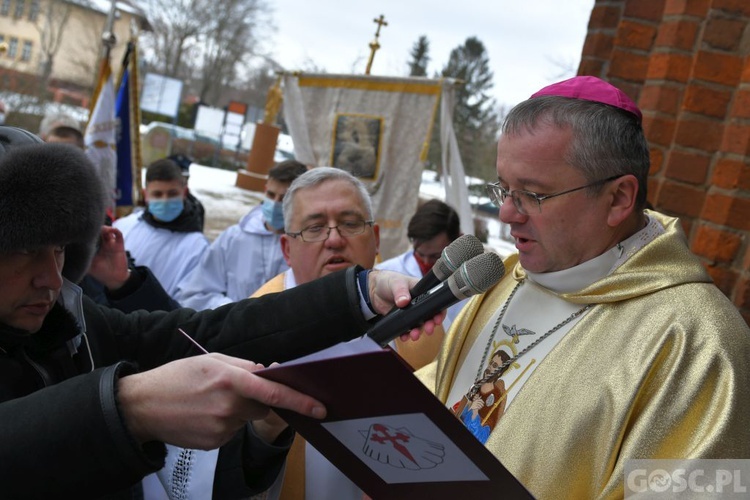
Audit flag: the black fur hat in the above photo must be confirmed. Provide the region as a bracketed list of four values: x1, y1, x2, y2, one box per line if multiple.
[0, 127, 106, 283]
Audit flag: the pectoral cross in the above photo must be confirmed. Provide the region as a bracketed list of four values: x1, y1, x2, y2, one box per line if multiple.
[365, 14, 388, 75]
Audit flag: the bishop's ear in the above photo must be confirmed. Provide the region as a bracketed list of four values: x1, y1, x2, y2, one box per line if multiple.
[607, 174, 638, 227]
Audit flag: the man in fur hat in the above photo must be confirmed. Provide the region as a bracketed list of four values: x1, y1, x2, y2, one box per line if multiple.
[0, 126, 442, 498]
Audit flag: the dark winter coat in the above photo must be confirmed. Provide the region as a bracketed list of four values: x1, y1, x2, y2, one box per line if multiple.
[0, 266, 368, 499]
[79, 264, 181, 313]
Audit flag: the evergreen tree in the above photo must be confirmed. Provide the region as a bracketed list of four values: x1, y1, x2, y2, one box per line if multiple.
[407, 36, 430, 76]
[433, 36, 499, 181]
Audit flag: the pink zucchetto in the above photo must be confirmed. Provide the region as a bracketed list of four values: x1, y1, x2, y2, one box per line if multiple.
[530, 76, 642, 123]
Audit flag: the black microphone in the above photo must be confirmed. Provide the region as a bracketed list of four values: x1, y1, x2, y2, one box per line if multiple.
[367, 252, 506, 347]
[409, 234, 485, 298]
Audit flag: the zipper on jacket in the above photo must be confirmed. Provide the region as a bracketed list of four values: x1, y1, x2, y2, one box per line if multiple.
[19, 347, 54, 387]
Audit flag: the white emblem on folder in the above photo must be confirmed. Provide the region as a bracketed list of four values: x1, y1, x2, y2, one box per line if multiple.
[322, 413, 489, 484]
[360, 423, 445, 470]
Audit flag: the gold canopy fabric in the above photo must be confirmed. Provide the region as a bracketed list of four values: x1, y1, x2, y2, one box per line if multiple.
[416, 211, 750, 499]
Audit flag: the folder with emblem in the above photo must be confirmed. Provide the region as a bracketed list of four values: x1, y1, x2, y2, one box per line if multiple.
[257, 336, 534, 499]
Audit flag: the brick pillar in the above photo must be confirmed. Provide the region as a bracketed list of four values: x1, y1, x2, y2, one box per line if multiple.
[581, 0, 750, 324]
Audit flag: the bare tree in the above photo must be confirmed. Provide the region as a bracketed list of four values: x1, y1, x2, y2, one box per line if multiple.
[34, 0, 74, 90]
[236, 62, 277, 112]
[67, 16, 107, 89]
[140, 0, 212, 78]
[139, 0, 272, 106]
[195, 0, 265, 102]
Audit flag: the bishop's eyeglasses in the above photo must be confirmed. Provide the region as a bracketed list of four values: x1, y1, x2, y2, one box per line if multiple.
[486, 174, 624, 215]
[286, 219, 375, 242]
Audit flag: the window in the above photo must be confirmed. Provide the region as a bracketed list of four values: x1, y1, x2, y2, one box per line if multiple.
[8, 37, 17, 58]
[27, 0, 37, 21]
[13, 0, 23, 19]
[21, 39, 31, 61]
[0, 0, 10, 16]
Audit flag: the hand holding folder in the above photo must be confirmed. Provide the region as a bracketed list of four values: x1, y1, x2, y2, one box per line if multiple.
[257, 337, 534, 500]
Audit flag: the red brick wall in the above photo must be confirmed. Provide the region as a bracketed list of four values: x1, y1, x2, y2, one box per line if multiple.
[582, 0, 750, 323]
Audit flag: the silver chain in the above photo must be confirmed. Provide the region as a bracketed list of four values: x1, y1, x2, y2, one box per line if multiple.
[468, 280, 591, 400]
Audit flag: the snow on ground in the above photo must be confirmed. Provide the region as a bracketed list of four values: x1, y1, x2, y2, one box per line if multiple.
[188, 163, 517, 258]
[188, 164, 264, 241]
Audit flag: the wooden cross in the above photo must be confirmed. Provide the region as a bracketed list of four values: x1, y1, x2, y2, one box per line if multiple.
[365, 14, 388, 75]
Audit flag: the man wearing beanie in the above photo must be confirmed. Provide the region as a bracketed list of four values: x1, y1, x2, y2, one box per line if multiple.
[114, 157, 209, 300]
[0, 127, 441, 499]
[415, 76, 750, 498]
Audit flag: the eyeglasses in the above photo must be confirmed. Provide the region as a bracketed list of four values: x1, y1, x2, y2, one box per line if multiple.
[286, 219, 375, 242]
[486, 174, 625, 215]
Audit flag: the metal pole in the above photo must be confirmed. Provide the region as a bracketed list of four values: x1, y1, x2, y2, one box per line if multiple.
[365, 15, 387, 75]
[101, 0, 118, 60]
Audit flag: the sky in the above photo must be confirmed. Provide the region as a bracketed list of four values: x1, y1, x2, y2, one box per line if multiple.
[266, 0, 595, 110]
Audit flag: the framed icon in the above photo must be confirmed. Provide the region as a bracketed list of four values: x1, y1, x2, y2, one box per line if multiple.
[331, 113, 383, 179]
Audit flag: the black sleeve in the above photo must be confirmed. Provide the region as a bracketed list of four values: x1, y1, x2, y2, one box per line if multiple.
[105, 266, 181, 313]
[212, 424, 295, 498]
[0, 362, 166, 499]
[0, 268, 368, 499]
[78, 275, 109, 305]
[86, 266, 369, 371]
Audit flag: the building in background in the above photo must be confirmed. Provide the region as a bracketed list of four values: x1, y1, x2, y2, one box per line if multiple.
[0, 0, 148, 108]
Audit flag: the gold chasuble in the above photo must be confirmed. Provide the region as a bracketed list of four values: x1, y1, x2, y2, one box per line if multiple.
[416, 212, 750, 499]
[251, 272, 285, 298]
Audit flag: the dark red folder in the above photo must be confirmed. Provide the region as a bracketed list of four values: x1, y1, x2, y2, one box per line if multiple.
[257, 337, 534, 499]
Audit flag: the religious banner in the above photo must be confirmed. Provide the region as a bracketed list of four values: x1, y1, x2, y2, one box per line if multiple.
[85, 57, 117, 213]
[282, 74, 473, 260]
[114, 38, 143, 213]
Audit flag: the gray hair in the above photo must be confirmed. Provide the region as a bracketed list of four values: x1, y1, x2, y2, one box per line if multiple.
[502, 95, 650, 210]
[282, 166, 374, 229]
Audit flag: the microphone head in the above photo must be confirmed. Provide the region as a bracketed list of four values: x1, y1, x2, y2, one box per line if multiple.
[433, 234, 485, 281]
[448, 252, 505, 299]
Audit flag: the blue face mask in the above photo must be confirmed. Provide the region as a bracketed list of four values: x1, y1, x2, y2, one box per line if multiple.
[148, 197, 184, 222]
[262, 198, 285, 230]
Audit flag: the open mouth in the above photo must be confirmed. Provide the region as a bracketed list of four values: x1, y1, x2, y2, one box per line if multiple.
[512, 232, 530, 244]
[511, 233, 533, 251]
[325, 256, 349, 266]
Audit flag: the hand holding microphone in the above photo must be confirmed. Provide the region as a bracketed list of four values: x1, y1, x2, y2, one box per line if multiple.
[367, 252, 506, 347]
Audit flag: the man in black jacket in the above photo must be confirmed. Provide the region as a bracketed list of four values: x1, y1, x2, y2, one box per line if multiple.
[0, 127, 440, 499]
[81, 224, 181, 313]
